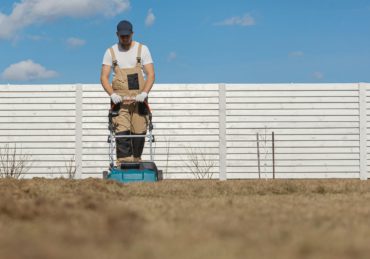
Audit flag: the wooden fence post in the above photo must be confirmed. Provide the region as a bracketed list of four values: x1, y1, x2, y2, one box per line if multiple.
[75, 84, 83, 179]
[272, 131, 275, 179]
[257, 133, 261, 179]
[359, 83, 368, 180]
[219, 83, 227, 181]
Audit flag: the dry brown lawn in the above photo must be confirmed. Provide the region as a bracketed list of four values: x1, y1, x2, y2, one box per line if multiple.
[0, 178, 369, 259]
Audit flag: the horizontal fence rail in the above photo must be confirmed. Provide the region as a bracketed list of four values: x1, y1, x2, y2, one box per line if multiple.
[0, 83, 369, 180]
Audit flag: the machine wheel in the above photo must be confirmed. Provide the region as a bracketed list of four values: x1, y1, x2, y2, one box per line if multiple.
[103, 171, 108, 179]
[157, 170, 163, 181]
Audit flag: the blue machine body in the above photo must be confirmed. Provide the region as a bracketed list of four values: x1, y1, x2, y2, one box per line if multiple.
[108, 167, 157, 183]
[105, 161, 161, 183]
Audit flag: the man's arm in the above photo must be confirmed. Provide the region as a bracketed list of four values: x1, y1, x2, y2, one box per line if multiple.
[142, 63, 155, 93]
[100, 64, 114, 96]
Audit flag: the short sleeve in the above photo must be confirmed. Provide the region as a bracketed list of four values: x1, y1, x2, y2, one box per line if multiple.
[141, 45, 153, 65]
[102, 49, 112, 66]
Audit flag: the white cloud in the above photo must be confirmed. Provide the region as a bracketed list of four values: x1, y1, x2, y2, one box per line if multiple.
[312, 71, 324, 80]
[215, 13, 255, 26]
[167, 51, 177, 62]
[145, 8, 155, 27]
[66, 37, 86, 47]
[289, 51, 304, 57]
[0, 0, 130, 39]
[1, 60, 58, 81]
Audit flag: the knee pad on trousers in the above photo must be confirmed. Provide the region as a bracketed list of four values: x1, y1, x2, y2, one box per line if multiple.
[116, 131, 132, 159]
[132, 132, 146, 158]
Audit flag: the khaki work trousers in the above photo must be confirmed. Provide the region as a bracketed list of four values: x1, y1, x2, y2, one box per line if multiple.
[112, 103, 148, 163]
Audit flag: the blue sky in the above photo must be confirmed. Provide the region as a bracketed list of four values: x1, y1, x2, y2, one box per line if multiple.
[0, 0, 370, 84]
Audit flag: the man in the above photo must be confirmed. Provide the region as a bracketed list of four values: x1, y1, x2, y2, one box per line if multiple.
[100, 20, 155, 163]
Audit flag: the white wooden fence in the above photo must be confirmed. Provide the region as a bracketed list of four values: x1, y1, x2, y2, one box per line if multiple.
[0, 83, 369, 180]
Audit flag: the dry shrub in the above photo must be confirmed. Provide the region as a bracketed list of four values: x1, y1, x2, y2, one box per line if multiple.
[0, 144, 32, 179]
[184, 146, 216, 179]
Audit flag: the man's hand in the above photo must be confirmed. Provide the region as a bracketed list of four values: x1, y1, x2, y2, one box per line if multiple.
[135, 92, 148, 102]
[110, 93, 122, 104]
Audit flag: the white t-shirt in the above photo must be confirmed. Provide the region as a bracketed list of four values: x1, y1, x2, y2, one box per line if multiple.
[102, 42, 153, 74]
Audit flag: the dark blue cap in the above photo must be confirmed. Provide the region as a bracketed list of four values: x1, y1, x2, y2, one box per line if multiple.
[117, 20, 133, 36]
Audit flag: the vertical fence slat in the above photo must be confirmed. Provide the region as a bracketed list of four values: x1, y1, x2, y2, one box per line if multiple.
[219, 84, 227, 180]
[359, 83, 368, 180]
[75, 84, 83, 179]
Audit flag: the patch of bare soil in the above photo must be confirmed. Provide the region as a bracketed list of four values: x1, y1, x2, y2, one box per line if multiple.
[0, 178, 370, 259]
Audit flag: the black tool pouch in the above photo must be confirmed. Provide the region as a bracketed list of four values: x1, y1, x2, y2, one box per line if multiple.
[138, 102, 149, 115]
[127, 73, 140, 90]
[110, 102, 120, 117]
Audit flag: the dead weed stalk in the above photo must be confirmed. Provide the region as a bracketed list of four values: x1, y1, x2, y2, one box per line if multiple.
[58, 155, 77, 179]
[65, 155, 77, 179]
